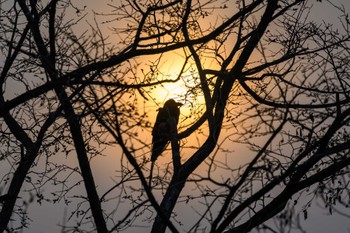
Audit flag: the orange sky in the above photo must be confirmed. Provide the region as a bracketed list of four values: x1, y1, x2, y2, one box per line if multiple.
[2, 0, 350, 232]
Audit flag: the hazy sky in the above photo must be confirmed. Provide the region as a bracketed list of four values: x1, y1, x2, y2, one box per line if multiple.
[2, 0, 350, 233]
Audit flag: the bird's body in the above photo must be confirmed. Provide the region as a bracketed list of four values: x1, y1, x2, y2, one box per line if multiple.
[151, 99, 182, 162]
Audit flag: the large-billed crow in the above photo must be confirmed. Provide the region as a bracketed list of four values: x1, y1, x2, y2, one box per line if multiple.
[151, 99, 182, 162]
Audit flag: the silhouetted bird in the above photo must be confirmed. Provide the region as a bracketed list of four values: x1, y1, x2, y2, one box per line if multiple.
[151, 99, 182, 162]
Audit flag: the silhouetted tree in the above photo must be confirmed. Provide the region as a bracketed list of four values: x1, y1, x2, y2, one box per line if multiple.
[1, 0, 350, 233]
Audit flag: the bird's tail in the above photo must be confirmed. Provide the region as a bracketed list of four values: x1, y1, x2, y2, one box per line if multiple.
[149, 160, 155, 188]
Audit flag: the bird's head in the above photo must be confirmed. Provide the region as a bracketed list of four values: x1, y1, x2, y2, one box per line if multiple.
[164, 99, 183, 109]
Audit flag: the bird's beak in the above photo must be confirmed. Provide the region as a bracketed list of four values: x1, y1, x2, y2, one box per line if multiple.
[176, 102, 183, 107]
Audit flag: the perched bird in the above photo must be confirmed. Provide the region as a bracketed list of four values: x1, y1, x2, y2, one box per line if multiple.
[151, 99, 182, 162]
